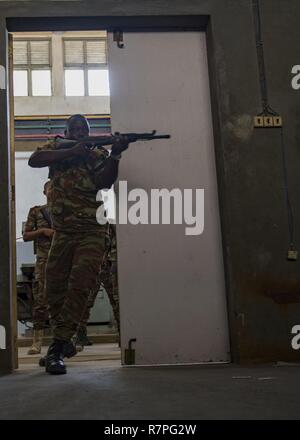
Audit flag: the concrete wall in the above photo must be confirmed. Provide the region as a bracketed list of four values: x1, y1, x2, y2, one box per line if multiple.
[1, 0, 300, 372]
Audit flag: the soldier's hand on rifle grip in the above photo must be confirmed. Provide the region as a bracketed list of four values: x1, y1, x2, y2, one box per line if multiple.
[111, 135, 129, 156]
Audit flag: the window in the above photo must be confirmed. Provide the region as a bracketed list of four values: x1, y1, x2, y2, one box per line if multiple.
[63, 38, 110, 96]
[13, 39, 52, 97]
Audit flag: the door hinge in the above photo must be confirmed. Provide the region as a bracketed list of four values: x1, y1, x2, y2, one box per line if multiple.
[11, 184, 15, 202]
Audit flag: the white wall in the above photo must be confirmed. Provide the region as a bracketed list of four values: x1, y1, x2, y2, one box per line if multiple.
[109, 32, 230, 365]
[15, 152, 49, 239]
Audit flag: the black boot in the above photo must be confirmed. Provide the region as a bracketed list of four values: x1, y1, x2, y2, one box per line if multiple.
[45, 340, 67, 375]
[39, 340, 77, 367]
[63, 340, 77, 358]
[74, 325, 93, 347]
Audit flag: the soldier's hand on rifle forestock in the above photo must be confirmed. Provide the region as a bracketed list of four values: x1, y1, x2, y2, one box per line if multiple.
[70, 143, 91, 158]
[111, 135, 129, 156]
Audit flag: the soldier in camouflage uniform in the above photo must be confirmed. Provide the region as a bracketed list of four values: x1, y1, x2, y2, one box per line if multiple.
[29, 114, 128, 375]
[23, 181, 54, 355]
[74, 223, 119, 351]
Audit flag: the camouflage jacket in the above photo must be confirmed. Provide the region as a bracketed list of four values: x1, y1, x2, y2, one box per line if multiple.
[24, 205, 52, 259]
[36, 140, 109, 233]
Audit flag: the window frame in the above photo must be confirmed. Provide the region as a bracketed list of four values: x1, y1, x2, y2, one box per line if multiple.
[63, 37, 108, 96]
[13, 37, 52, 97]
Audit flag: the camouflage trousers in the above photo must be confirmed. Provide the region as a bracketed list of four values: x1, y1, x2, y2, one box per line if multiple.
[79, 258, 120, 333]
[46, 230, 106, 342]
[32, 257, 49, 330]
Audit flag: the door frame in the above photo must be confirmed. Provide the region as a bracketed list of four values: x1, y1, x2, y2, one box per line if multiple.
[0, 15, 235, 375]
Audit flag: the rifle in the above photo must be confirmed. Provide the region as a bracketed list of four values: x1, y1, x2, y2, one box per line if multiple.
[54, 131, 171, 150]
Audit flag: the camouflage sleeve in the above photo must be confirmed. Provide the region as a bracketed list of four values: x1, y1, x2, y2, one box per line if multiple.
[36, 140, 56, 152]
[24, 207, 37, 232]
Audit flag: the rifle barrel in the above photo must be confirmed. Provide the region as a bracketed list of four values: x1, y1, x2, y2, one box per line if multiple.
[56, 134, 171, 147]
[82, 134, 171, 142]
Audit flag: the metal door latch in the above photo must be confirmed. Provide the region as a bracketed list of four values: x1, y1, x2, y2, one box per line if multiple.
[113, 30, 124, 49]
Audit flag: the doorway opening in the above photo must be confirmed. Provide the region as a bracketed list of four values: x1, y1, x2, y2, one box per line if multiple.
[3, 15, 232, 374]
[12, 29, 121, 371]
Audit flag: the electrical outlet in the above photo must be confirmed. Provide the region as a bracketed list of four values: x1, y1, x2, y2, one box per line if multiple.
[254, 116, 264, 127]
[264, 116, 274, 127]
[287, 250, 299, 261]
[273, 116, 283, 127]
[254, 115, 283, 128]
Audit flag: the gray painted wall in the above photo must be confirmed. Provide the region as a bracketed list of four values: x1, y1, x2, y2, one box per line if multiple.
[1, 0, 300, 373]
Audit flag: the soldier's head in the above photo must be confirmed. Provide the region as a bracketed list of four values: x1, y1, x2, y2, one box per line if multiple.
[43, 181, 51, 198]
[65, 114, 90, 140]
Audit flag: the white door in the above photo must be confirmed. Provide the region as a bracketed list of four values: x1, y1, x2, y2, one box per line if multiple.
[108, 32, 230, 365]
